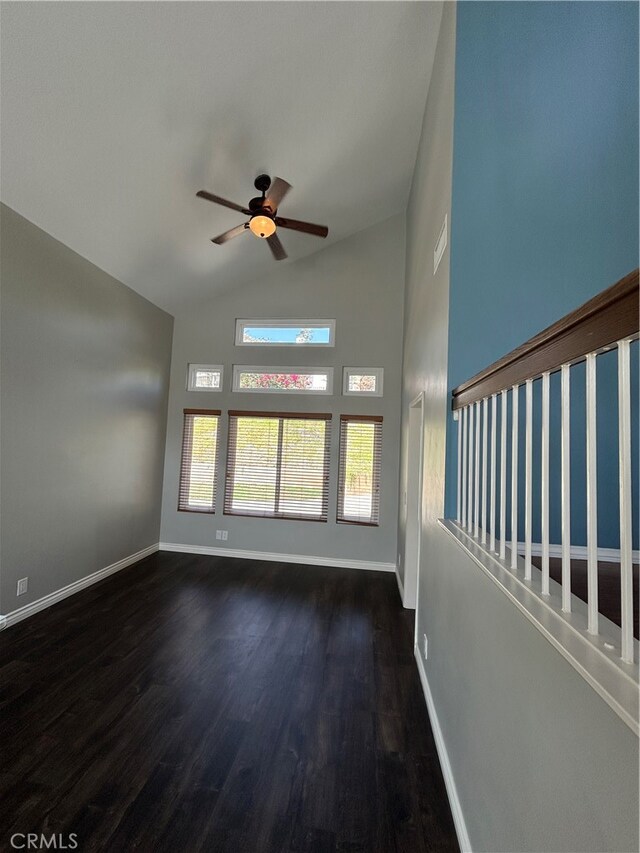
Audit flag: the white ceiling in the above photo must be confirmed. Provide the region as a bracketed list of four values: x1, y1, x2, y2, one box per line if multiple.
[1, 2, 442, 313]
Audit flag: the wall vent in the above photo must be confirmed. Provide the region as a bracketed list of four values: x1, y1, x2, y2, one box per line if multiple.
[433, 214, 448, 274]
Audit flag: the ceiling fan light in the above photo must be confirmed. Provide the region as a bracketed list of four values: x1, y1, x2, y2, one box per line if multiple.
[249, 215, 276, 239]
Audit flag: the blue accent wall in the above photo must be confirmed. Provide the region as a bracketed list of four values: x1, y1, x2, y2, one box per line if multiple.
[445, 1, 639, 548]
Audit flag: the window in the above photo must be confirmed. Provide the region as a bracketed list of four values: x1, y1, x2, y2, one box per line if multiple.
[232, 365, 333, 394]
[178, 410, 220, 512]
[187, 364, 223, 392]
[235, 319, 335, 347]
[224, 411, 332, 521]
[337, 415, 382, 526]
[342, 367, 384, 397]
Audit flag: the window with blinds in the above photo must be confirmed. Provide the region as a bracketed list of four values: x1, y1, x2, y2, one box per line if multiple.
[337, 415, 382, 526]
[224, 411, 332, 521]
[178, 410, 220, 513]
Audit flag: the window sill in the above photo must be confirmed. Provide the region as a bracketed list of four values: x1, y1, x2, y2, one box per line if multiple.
[223, 511, 327, 523]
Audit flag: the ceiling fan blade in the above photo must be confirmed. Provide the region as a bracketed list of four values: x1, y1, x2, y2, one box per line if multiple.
[211, 223, 248, 245]
[264, 177, 291, 212]
[266, 233, 287, 261]
[197, 190, 251, 216]
[275, 216, 328, 238]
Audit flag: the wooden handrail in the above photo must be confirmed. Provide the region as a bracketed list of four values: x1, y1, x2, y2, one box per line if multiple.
[451, 268, 639, 411]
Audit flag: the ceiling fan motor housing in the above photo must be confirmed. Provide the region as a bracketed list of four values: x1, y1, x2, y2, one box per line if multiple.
[248, 196, 273, 213]
[253, 174, 272, 194]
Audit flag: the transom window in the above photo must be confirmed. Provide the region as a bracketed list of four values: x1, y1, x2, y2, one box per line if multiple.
[224, 411, 332, 521]
[187, 364, 223, 392]
[232, 366, 333, 394]
[178, 410, 220, 513]
[337, 415, 382, 526]
[342, 367, 384, 396]
[235, 319, 335, 347]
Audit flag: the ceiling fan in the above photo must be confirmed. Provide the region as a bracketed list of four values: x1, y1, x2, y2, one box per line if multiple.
[196, 174, 328, 261]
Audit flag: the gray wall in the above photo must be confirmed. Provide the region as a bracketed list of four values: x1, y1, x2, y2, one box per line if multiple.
[397, 0, 449, 589]
[160, 215, 405, 565]
[0, 204, 173, 615]
[397, 5, 639, 852]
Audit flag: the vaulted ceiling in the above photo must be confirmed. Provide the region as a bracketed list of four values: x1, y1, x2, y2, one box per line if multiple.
[1, 2, 442, 312]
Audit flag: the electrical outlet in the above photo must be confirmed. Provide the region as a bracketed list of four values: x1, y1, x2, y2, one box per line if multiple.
[17, 577, 28, 596]
[423, 633, 428, 660]
[215, 530, 222, 540]
[397, 552, 402, 568]
[221, 530, 228, 541]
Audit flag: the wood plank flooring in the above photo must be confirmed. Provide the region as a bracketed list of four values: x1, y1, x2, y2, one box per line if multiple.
[531, 556, 639, 639]
[0, 552, 458, 853]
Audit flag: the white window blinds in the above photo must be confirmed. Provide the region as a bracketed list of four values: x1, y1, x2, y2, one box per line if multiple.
[337, 415, 382, 526]
[178, 410, 220, 513]
[224, 411, 332, 521]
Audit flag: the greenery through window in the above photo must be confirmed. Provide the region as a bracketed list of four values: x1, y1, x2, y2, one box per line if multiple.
[178, 410, 220, 512]
[224, 412, 332, 521]
[348, 374, 377, 392]
[342, 367, 383, 396]
[235, 319, 335, 347]
[337, 416, 382, 525]
[232, 366, 333, 394]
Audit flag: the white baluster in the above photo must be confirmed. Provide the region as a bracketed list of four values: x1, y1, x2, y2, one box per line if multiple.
[467, 403, 474, 533]
[586, 353, 598, 634]
[481, 398, 488, 544]
[524, 379, 533, 581]
[511, 385, 519, 570]
[561, 363, 571, 613]
[457, 408, 463, 524]
[618, 340, 633, 663]
[541, 372, 550, 596]
[461, 406, 467, 529]
[500, 389, 507, 560]
[490, 394, 497, 552]
[474, 401, 481, 538]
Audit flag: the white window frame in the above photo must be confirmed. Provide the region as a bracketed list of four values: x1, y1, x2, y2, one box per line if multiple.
[342, 367, 384, 397]
[187, 364, 224, 392]
[235, 319, 336, 347]
[232, 365, 334, 395]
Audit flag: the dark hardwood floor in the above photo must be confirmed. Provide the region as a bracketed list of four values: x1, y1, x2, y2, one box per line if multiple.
[0, 552, 458, 853]
[530, 556, 640, 639]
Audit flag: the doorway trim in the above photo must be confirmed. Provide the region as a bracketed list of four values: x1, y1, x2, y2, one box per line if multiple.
[402, 391, 424, 613]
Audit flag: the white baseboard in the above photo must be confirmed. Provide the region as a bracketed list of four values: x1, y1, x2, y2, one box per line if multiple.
[159, 542, 395, 573]
[516, 541, 639, 564]
[414, 647, 472, 853]
[395, 565, 405, 602]
[0, 543, 159, 630]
